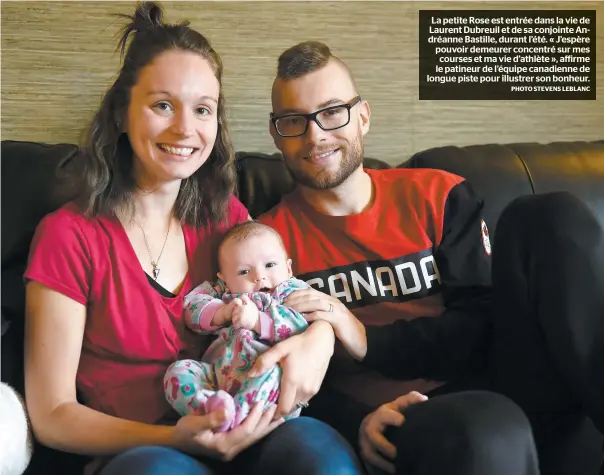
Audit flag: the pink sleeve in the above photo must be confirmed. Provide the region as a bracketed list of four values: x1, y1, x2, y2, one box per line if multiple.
[258, 312, 274, 340]
[183, 281, 228, 334]
[197, 301, 224, 332]
[24, 209, 92, 305]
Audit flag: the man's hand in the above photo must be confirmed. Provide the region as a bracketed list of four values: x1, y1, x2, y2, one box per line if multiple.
[231, 295, 260, 331]
[286, 287, 368, 360]
[359, 391, 428, 474]
[249, 320, 335, 419]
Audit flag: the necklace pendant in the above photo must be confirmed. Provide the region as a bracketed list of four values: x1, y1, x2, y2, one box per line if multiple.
[152, 266, 160, 281]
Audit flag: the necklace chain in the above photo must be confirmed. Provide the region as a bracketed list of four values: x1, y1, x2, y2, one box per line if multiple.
[135, 217, 170, 280]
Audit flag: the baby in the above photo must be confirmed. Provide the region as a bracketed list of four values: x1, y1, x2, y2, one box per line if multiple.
[164, 221, 309, 431]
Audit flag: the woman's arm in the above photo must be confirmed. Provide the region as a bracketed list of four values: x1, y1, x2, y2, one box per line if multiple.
[250, 319, 335, 419]
[281, 287, 368, 359]
[25, 282, 283, 459]
[24, 282, 175, 455]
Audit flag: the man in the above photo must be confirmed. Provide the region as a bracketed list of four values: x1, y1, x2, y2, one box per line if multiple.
[256, 41, 604, 475]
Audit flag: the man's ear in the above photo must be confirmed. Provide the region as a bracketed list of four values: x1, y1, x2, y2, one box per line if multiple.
[287, 258, 293, 278]
[269, 117, 282, 150]
[359, 99, 371, 137]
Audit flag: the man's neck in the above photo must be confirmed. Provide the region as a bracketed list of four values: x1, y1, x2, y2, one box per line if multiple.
[299, 168, 374, 216]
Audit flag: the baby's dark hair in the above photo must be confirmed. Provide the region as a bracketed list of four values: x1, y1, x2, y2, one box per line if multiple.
[217, 221, 287, 270]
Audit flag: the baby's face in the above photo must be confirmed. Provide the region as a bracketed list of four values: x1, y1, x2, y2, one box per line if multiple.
[218, 231, 293, 294]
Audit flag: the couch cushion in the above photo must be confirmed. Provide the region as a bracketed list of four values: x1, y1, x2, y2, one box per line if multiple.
[1, 140, 77, 390]
[1, 140, 77, 267]
[400, 141, 604, 243]
[398, 144, 534, 241]
[511, 141, 604, 227]
[235, 152, 296, 219]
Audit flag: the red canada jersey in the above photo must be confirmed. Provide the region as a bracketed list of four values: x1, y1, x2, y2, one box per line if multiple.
[260, 168, 492, 407]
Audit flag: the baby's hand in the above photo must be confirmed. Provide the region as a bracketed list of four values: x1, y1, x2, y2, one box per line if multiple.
[232, 295, 260, 331]
[211, 299, 239, 327]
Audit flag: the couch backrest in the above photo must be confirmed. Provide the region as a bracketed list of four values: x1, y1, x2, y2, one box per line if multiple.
[399, 141, 604, 241]
[3, 139, 604, 278]
[2, 139, 604, 370]
[1, 141, 79, 329]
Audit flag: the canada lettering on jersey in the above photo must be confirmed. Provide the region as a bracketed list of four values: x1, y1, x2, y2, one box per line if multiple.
[297, 248, 441, 309]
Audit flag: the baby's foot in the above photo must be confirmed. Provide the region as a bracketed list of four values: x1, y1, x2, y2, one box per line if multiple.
[205, 390, 236, 432]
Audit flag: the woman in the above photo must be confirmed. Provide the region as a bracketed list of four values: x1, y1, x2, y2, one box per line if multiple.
[23, 3, 362, 475]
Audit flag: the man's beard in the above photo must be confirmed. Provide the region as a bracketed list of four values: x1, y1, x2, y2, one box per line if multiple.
[284, 132, 364, 190]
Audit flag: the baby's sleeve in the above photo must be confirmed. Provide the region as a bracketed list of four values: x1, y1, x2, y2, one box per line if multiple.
[261, 278, 310, 343]
[184, 280, 228, 334]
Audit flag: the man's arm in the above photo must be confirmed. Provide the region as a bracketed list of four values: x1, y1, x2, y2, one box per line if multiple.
[361, 180, 493, 382]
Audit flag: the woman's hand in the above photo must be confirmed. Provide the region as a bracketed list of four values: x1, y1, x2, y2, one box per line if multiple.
[249, 319, 335, 419]
[173, 402, 283, 461]
[283, 287, 344, 326]
[285, 287, 369, 361]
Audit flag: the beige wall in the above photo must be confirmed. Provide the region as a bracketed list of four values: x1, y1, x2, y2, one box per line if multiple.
[2, 1, 603, 165]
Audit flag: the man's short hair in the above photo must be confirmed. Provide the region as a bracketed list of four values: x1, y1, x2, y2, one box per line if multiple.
[276, 41, 357, 90]
[277, 41, 333, 80]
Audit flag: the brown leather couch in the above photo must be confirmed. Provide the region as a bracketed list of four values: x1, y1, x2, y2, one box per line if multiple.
[2, 139, 603, 474]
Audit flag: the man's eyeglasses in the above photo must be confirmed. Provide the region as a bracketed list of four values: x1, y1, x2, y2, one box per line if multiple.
[270, 96, 362, 138]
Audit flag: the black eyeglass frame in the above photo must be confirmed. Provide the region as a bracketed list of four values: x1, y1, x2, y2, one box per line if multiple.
[270, 95, 362, 137]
